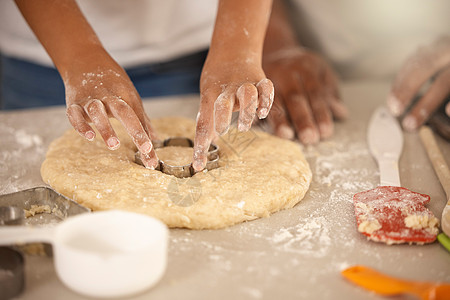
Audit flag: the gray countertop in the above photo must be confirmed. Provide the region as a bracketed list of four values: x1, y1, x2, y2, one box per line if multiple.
[1, 81, 449, 300]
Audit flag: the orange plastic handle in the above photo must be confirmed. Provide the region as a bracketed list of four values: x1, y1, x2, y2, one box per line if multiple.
[341, 265, 444, 300]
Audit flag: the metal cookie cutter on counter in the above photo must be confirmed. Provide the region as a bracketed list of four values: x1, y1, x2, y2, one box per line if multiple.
[0, 187, 91, 298]
[0, 187, 90, 226]
[0, 187, 91, 251]
[135, 137, 219, 178]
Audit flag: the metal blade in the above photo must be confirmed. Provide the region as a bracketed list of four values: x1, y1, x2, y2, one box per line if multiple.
[367, 106, 403, 187]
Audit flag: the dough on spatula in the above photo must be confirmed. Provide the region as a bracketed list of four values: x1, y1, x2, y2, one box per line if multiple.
[41, 117, 311, 229]
[353, 186, 439, 244]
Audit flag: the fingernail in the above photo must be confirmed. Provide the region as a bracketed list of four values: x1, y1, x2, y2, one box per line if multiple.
[238, 122, 251, 132]
[107, 137, 120, 150]
[387, 94, 402, 116]
[276, 124, 295, 140]
[299, 128, 319, 144]
[216, 125, 230, 136]
[318, 123, 333, 139]
[144, 158, 159, 170]
[192, 148, 206, 171]
[402, 115, 417, 131]
[85, 131, 95, 141]
[258, 108, 269, 119]
[333, 102, 349, 119]
[192, 160, 205, 172]
[141, 142, 152, 154]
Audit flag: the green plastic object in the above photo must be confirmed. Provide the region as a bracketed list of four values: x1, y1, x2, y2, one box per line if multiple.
[438, 233, 450, 253]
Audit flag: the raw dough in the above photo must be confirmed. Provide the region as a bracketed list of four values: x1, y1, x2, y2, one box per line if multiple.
[155, 146, 193, 166]
[41, 117, 311, 229]
[404, 214, 439, 235]
[24, 205, 52, 218]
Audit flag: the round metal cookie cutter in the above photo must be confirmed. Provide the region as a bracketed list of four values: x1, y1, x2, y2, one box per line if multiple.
[135, 137, 219, 178]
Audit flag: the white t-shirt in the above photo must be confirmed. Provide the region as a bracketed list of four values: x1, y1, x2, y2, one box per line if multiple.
[0, 0, 217, 68]
[0, 0, 449, 80]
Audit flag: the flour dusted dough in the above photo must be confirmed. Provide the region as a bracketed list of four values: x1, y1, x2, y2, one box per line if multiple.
[41, 117, 311, 229]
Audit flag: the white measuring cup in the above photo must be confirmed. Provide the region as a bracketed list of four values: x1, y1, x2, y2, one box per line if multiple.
[0, 210, 168, 298]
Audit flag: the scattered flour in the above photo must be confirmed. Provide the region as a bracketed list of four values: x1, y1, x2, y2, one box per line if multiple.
[166, 133, 378, 298]
[272, 228, 293, 243]
[0, 124, 45, 194]
[241, 287, 263, 299]
[3, 92, 448, 298]
[15, 129, 43, 148]
[268, 216, 331, 258]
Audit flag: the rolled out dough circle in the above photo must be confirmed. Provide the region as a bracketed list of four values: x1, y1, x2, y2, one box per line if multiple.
[41, 117, 312, 229]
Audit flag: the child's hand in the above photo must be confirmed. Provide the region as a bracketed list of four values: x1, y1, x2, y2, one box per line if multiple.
[193, 54, 274, 171]
[15, 0, 158, 168]
[192, 0, 274, 172]
[63, 52, 159, 169]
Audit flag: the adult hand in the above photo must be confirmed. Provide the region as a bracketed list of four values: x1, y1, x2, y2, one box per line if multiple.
[263, 47, 348, 144]
[63, 51, 159, 169]
[387, 36, 450, 130]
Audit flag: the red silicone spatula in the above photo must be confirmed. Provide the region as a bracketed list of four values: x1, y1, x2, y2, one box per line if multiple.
[353, 107, 439, 244]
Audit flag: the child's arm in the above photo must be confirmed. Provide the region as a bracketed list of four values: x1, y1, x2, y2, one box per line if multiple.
[15, 0, 158, 168]
[193, 0, 274, 171]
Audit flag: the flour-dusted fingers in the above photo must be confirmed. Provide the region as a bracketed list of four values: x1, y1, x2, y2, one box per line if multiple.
[214, 87, 235, 135]
[303, 75, 334, 139]
[256, 78, 274, 119]
[193, 90, 217, 172]
[310, 97, 333, 139]
[66, 103, 96, 141]
[267, 93, 295, 140]
[323, 65, 348, 120]
[107, 97, 158, 169]
[143, 113, 159, 141]
[107, 97, 153, 155]
[297, 57, 334, 139]
[236, 83, 259, 132]
[285, 94, 319, 144]
[327, 96, 348, 121]
[138, 147, 159, 170]
[123, 91, 159, 141]
[402, 67, 450, 131]
[277, 68, 320, 144]
[307, 92, 334, 139]
[140, 113, 159, 169]
[84, 99, 120, 150]
[388, 37, 450, 117]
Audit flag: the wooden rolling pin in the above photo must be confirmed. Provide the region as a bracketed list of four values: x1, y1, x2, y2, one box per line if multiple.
[419, 126, 450, 237]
